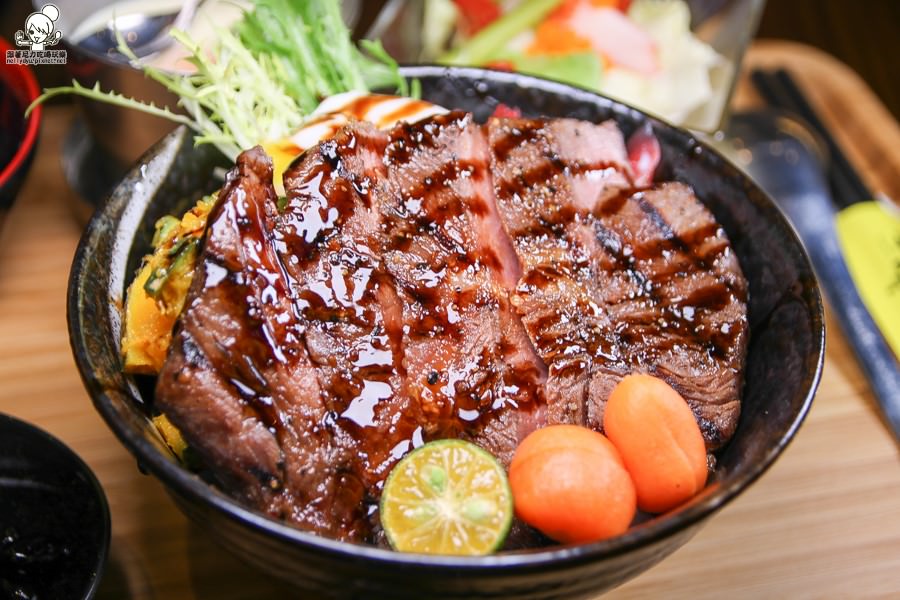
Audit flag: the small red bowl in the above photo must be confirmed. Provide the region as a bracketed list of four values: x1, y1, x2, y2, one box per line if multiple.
[0, 36, 42, 226]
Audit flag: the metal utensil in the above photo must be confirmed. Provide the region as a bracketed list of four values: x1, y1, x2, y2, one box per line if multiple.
[724, 109, 900, 440]
[76, 0, 202, 59]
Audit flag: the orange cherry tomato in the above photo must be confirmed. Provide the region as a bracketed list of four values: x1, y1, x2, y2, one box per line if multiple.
[509, 425, 636, 544]
[603, 374, 708, 513]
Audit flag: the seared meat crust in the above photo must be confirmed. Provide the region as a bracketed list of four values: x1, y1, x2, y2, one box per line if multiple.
[155, 114, 748, 543]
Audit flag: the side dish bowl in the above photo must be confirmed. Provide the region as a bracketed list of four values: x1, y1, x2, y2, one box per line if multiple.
[67, 66, 824, 599]
[0, 414, 110, 599]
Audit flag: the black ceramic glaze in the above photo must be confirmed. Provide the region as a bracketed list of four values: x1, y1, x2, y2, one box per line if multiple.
[0, 414, 110, 599]
[67, 66, 825, 599]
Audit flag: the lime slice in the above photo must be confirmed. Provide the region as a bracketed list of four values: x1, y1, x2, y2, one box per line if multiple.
[380, 439, 513, 555]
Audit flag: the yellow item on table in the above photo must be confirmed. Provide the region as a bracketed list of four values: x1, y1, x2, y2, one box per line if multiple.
[835, 200, 900, 360]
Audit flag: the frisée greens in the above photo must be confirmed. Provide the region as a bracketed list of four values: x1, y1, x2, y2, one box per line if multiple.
[28, 0, 409, 160]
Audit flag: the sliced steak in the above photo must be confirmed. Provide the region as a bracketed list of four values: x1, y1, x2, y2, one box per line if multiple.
[276, 122, 423, 492]
[156, 110, 750, 546]
[274, 113, 545, 490]
[156, 147, 369, 541]
[374, 112, 550, 549]
[486, 117, 633, 427]
[487, 117, 747, 449]
[374, 111, 546, 467]
[582, 182, 749, 448]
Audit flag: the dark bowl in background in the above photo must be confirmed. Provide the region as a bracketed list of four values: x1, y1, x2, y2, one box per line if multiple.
[0, 36, 41, 231]
[67, 66, 824, 599]
[0, 414, 110, 599]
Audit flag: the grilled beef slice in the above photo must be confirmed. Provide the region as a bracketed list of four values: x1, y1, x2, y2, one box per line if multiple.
[580, 182, 748, 448]
[374, 112, 546, 467]
[274, 114, 545, 491]
[486, 117, 635, 427]
[276, 122, 423, 493]
[486, 117, 748, 449]
[156, 147, 369, 541]
[156, 113, 748, 543]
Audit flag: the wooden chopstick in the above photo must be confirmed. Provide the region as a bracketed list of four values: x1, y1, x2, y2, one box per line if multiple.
[750, 68, 873, 209]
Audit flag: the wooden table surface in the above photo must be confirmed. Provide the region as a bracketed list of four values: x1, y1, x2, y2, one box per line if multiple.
[2, 41, 899, 599]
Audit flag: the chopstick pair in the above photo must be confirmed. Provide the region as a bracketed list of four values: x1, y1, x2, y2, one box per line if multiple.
[750, 68, 900, 440]
[750, 68, 873, 209]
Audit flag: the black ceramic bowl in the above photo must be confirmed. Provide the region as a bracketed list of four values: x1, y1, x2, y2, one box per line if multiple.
[68, 66, 824, 599]
[0, 414, 110, 599]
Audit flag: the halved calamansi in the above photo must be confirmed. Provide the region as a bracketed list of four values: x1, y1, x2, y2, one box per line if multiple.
[380, 439, 513, 555]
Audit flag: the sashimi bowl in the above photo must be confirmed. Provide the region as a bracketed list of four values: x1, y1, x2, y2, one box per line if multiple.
[67, 66, 824, 599]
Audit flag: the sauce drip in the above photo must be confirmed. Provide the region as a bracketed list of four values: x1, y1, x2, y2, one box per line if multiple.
[200, 168, 308, 447]
[491, 120, 545, 161]
[277, 125, 418, 486]
[379, 111, 546, 438]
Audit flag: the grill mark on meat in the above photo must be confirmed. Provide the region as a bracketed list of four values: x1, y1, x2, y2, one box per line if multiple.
[487, 117, 635, 426]
[276, 114, 545, 517]
[400, 159, 489, 207]
[384, 112, 466, 166]
[519, 261, 576, 288]
[598, 188, 632, 216]
[390, 156, 511, 277]
[578, 182, 747, 445]
[157, 147, 370, 541]
[490, 119, 545, 161]
[158, 113, 749, 544]
[278, 123, 426, 494]
[511, 238, 615, 426]
[384, 114, 514, 283]
[488, 117, 746, 449]
[632, 193, 724, 266]
[590, 253, 724, 360]
[632, 193, 747, 304]
[399, 124, 519, 287]
[590, 190, 745, 361]
[496, 160, 631, 205]
[374, 112, 546, 461]
[591, 222, 653, 295]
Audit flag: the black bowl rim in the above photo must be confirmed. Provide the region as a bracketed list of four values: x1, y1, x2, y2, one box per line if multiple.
[0, 413, 111, 598]
[68, 65, 824, 572]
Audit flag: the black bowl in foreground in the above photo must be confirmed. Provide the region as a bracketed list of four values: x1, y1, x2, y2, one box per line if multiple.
[0, 414, 110, 599]
[67, 66, 824, 599]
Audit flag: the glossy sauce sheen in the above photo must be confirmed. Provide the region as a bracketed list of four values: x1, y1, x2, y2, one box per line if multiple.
[486, 117, 747, 441]
[278, 112, 547, 486]
[157, 108, 749, 543]
[278, 125, 421, 492]
[158, 151, 372, 541]
[376, 112, 544, 441]
[274, 113, 530, 514]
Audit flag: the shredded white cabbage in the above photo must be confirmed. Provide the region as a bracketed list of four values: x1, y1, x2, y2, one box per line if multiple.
[602, 0, 727, 128]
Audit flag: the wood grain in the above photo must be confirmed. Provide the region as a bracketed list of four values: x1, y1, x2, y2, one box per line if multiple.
[0, 41, 898, 599]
